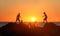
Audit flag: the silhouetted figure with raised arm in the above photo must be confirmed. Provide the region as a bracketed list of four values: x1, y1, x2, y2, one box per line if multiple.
[16, 13, 20, 23]
[43, 12, 48, 23]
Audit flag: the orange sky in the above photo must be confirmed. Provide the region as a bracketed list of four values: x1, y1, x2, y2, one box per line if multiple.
[0, 0, 60, 22]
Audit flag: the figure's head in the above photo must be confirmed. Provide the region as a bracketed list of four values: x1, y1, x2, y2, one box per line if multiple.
[18, 12, 20, 14]
[44, 12, 45, 14]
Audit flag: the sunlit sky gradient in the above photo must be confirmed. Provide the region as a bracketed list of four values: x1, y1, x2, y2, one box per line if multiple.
[0, 0, 60, 22]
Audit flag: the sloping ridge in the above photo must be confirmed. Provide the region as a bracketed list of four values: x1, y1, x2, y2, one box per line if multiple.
[0, 22, 60, 36]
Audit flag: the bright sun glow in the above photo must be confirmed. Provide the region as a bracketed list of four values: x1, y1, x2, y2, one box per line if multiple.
[31, 17, 36, 22]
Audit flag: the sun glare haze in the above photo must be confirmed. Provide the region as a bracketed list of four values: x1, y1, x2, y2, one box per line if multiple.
[31, 17, 36, 22]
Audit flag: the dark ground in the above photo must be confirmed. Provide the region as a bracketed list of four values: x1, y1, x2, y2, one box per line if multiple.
[0, 22, 60, 36]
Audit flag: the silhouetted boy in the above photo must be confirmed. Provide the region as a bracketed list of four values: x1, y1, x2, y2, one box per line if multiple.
[43, 12, 47, 23]
[16, 13, 20, 22]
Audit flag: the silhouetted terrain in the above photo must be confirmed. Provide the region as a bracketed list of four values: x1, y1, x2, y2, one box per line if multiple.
[0, 22, 60, 36]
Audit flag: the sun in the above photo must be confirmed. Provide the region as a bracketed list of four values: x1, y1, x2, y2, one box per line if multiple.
[31, 17, 36, 22]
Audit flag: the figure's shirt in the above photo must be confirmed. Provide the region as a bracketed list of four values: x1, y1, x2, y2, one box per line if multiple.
[17, 14, 20, 19]
[44, 13, 47, 18]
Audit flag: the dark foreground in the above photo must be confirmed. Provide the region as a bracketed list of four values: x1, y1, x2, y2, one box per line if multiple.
[0, 22, 60, 36]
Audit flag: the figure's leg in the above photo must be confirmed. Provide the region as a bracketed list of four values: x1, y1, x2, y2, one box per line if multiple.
[43, 18, 45, 23]
[18, 19, 20, 23]
[16, 19, 17, 22]
[15, 19, 18, 24]
[19, 19, 20, 22]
